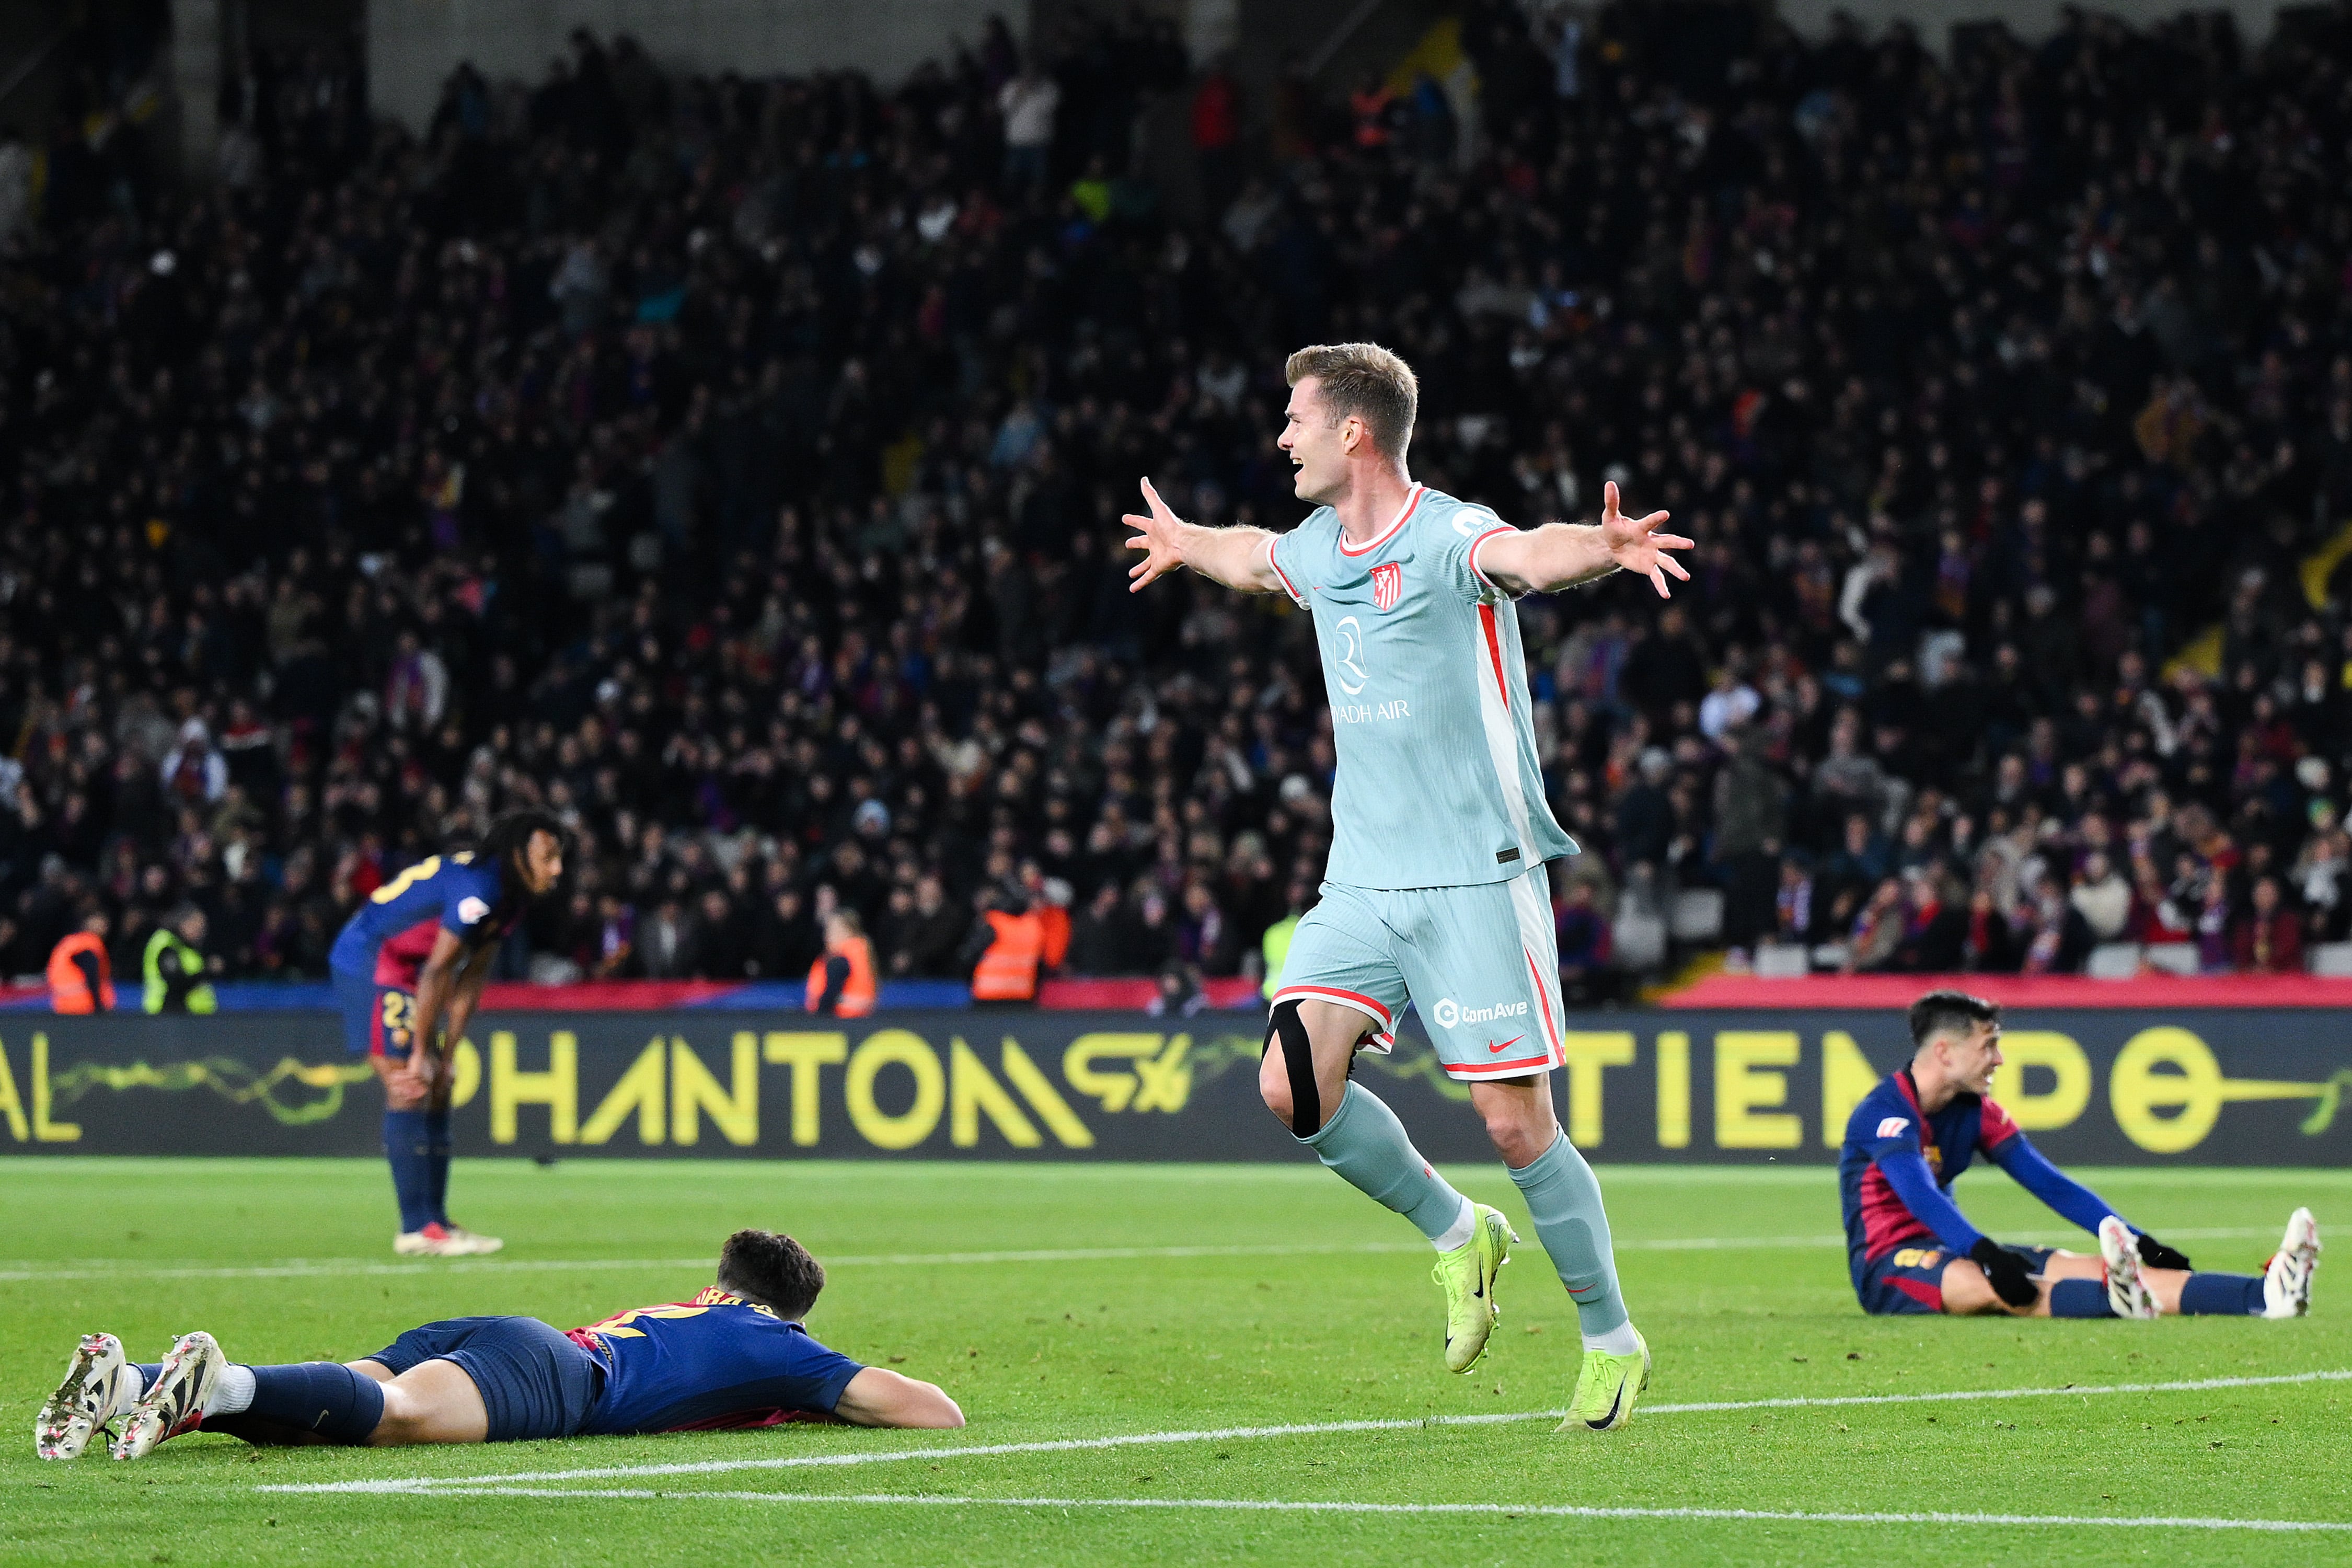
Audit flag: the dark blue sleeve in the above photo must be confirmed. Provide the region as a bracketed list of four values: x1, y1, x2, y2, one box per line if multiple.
[438, 863, 503, 941]
[774, 1328, 866, 1413]
[1874, 1149, 1986, 1253]
[1986, 1130, 2128, 1238]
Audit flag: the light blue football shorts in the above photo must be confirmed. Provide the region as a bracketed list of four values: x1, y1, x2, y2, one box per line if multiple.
[1270, 868, 1568, 1081]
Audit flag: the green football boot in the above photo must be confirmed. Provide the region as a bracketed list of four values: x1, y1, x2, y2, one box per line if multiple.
[1558, 1327, 1651, 1433]
[1431, 1204, 1518, 1373]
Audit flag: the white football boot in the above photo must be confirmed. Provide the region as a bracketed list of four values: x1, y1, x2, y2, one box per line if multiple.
[2262, 1208, 2320, 1319]
[35, 1333, 139, 1459]
[443, 1223, 505, 1256]
[112, 1331, 225, 1460]
[2099, 1216, 2159, 1320]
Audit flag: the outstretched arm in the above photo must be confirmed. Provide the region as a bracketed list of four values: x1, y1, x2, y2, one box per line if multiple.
[1987, 1133, 2129, 1238]
[834, 1367, 965, 1428]
[1124, 478, 1285, 595]
[1472, 481, 1693, 598]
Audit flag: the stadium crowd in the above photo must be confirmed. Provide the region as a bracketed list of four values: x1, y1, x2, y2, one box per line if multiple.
[5, 0, 2352, 997]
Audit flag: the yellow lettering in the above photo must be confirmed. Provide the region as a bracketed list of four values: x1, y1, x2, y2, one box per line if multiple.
[0, 1037, 27, 1141]
[579, 1040, 667, 1145]
[2111, 1027, 2222, 1154]
[1127, 1035, 1190, 1115]
[1714, 1031, 1802, 1149]
[1655, 1031, 1690, 1149]
[1820, 1031, 1881, 1147]
[370, 856, 443, 904]
[490, 1031, 577, 1144]
[672, 1035, 758, 1146]
[763, 1032, 848, 1146]
[951, 1038, 1041, 1148]
[1062, 1033, 1163, 1112]
[1555, 1032, 1635, 1146]
[32, 1034, 78, 1142]
[448, 1037, 482, 1108]
[1000, 1038, 1096, 1146]
[1990, 1032, 2092, 1131]
[845, 1030, 944, 1150]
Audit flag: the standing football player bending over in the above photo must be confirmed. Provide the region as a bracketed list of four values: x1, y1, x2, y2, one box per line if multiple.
[1125, 342, 1692, 1431]
[36, 1228, 961, 1460]
[1841, 990, 2320, 1319]
[328, 810, 568, 1256]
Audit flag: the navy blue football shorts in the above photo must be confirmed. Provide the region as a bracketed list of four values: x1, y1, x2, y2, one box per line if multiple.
[1856, 1243, 2057, 1315]
[365, 1316, 604, 1441]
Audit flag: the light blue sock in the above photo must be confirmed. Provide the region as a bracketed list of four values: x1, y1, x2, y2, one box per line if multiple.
[1508, 1132, 1631, 1339]
[1300, 1083, 1471, 1242]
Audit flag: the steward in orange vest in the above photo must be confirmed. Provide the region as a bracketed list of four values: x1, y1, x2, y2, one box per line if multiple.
[971, 898, 1046, 1003]
[48, 913, 117, 1013]
[805, 910, 878, 1017]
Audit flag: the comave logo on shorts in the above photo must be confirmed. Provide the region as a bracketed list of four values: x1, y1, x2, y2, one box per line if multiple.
[1430, 998, 1529, 1030]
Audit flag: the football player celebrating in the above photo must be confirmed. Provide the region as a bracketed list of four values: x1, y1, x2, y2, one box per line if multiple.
[1841, 990, 2320, 1320]
[35, 1229, 960, 1459]
[329, 811, 567, 1256]
[1125, 342, 1691, 1430]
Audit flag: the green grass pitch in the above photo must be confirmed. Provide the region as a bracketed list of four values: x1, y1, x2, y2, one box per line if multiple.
[2, 1157, 2345, 1565]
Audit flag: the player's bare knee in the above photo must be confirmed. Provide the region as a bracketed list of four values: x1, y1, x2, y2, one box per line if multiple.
[1482, 1113, 1548, 1168]
[1258, 1050, 1297, 1129]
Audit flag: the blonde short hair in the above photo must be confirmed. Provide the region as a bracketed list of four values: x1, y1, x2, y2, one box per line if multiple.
[1284, 342, 1418, 460]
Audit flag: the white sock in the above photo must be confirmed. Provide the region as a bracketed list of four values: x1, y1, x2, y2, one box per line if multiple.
[203, 1364, 257, 1417]
[1430, 1197, 1478, 1252]
[1583, 1321, 1642, 1357]
[110, 1367, 144, 1420]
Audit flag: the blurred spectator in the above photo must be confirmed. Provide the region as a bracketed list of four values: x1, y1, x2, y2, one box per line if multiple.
[2232, 875, 2304, 974]
[3, 4, 2349, 1004]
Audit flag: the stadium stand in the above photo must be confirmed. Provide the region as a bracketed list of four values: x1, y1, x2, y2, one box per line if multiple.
[4, 0, 2352, 1002]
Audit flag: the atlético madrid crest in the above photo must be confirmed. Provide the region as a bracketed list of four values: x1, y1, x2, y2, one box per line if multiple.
[1371, 562, 1402, 612]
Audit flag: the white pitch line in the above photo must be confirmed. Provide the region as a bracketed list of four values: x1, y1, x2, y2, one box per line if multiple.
[260, 1368, 2352, 1496]
[6, 1226, 2284, 1286]
[397, 1489, 2352, 1533]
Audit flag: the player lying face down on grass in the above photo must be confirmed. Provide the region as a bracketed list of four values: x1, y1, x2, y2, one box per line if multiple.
[1839, 989, 2321, 1320]
[1124, 342, 1692, 1433]
[35, 1229, 962, 1461]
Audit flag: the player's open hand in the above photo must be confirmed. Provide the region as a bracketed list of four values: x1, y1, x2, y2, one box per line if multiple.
[1599, 480, 1693, 598]
[405, 1046, 445, 1100]
[1123, 478, 1187, 593]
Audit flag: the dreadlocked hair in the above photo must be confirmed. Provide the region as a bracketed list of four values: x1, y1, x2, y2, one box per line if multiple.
[471, 809, 567, 917]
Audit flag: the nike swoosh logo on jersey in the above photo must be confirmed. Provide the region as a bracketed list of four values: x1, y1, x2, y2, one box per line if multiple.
[1486, 1035, 1526, 1054]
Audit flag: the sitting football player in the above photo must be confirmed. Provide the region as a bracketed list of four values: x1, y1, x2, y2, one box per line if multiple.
[1840, 990, 2319, 1320]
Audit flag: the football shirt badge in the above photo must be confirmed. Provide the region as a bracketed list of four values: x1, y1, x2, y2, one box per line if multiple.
[1370, 561, 1402, 611]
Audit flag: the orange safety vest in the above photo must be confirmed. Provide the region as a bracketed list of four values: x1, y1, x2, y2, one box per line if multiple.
[48, 931, 116, 1013]
[1036, 903, 1070, 971]
[804, 935, 877, 1017]
[971, 909, 1044, 1001]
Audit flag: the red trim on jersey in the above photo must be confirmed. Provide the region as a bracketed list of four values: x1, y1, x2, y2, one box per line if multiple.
[1467, 524, 1515, 594]
[1263, 535, 1305, 605]
[1445, 1052, 1555, 1078]
[1524, 947, 1561, 1053]
[1337, 485, 1424, 556]
[1978, 1092, 2023, 1150]
[1478, 604, 1510, 710]
[1274, 984, 1393, 1025]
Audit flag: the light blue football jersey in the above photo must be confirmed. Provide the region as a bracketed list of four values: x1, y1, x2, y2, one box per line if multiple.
[1265, 483, 1577, 890]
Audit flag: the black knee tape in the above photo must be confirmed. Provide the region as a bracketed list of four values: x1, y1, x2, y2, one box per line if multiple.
[1264, 1000, 1322, 1137]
